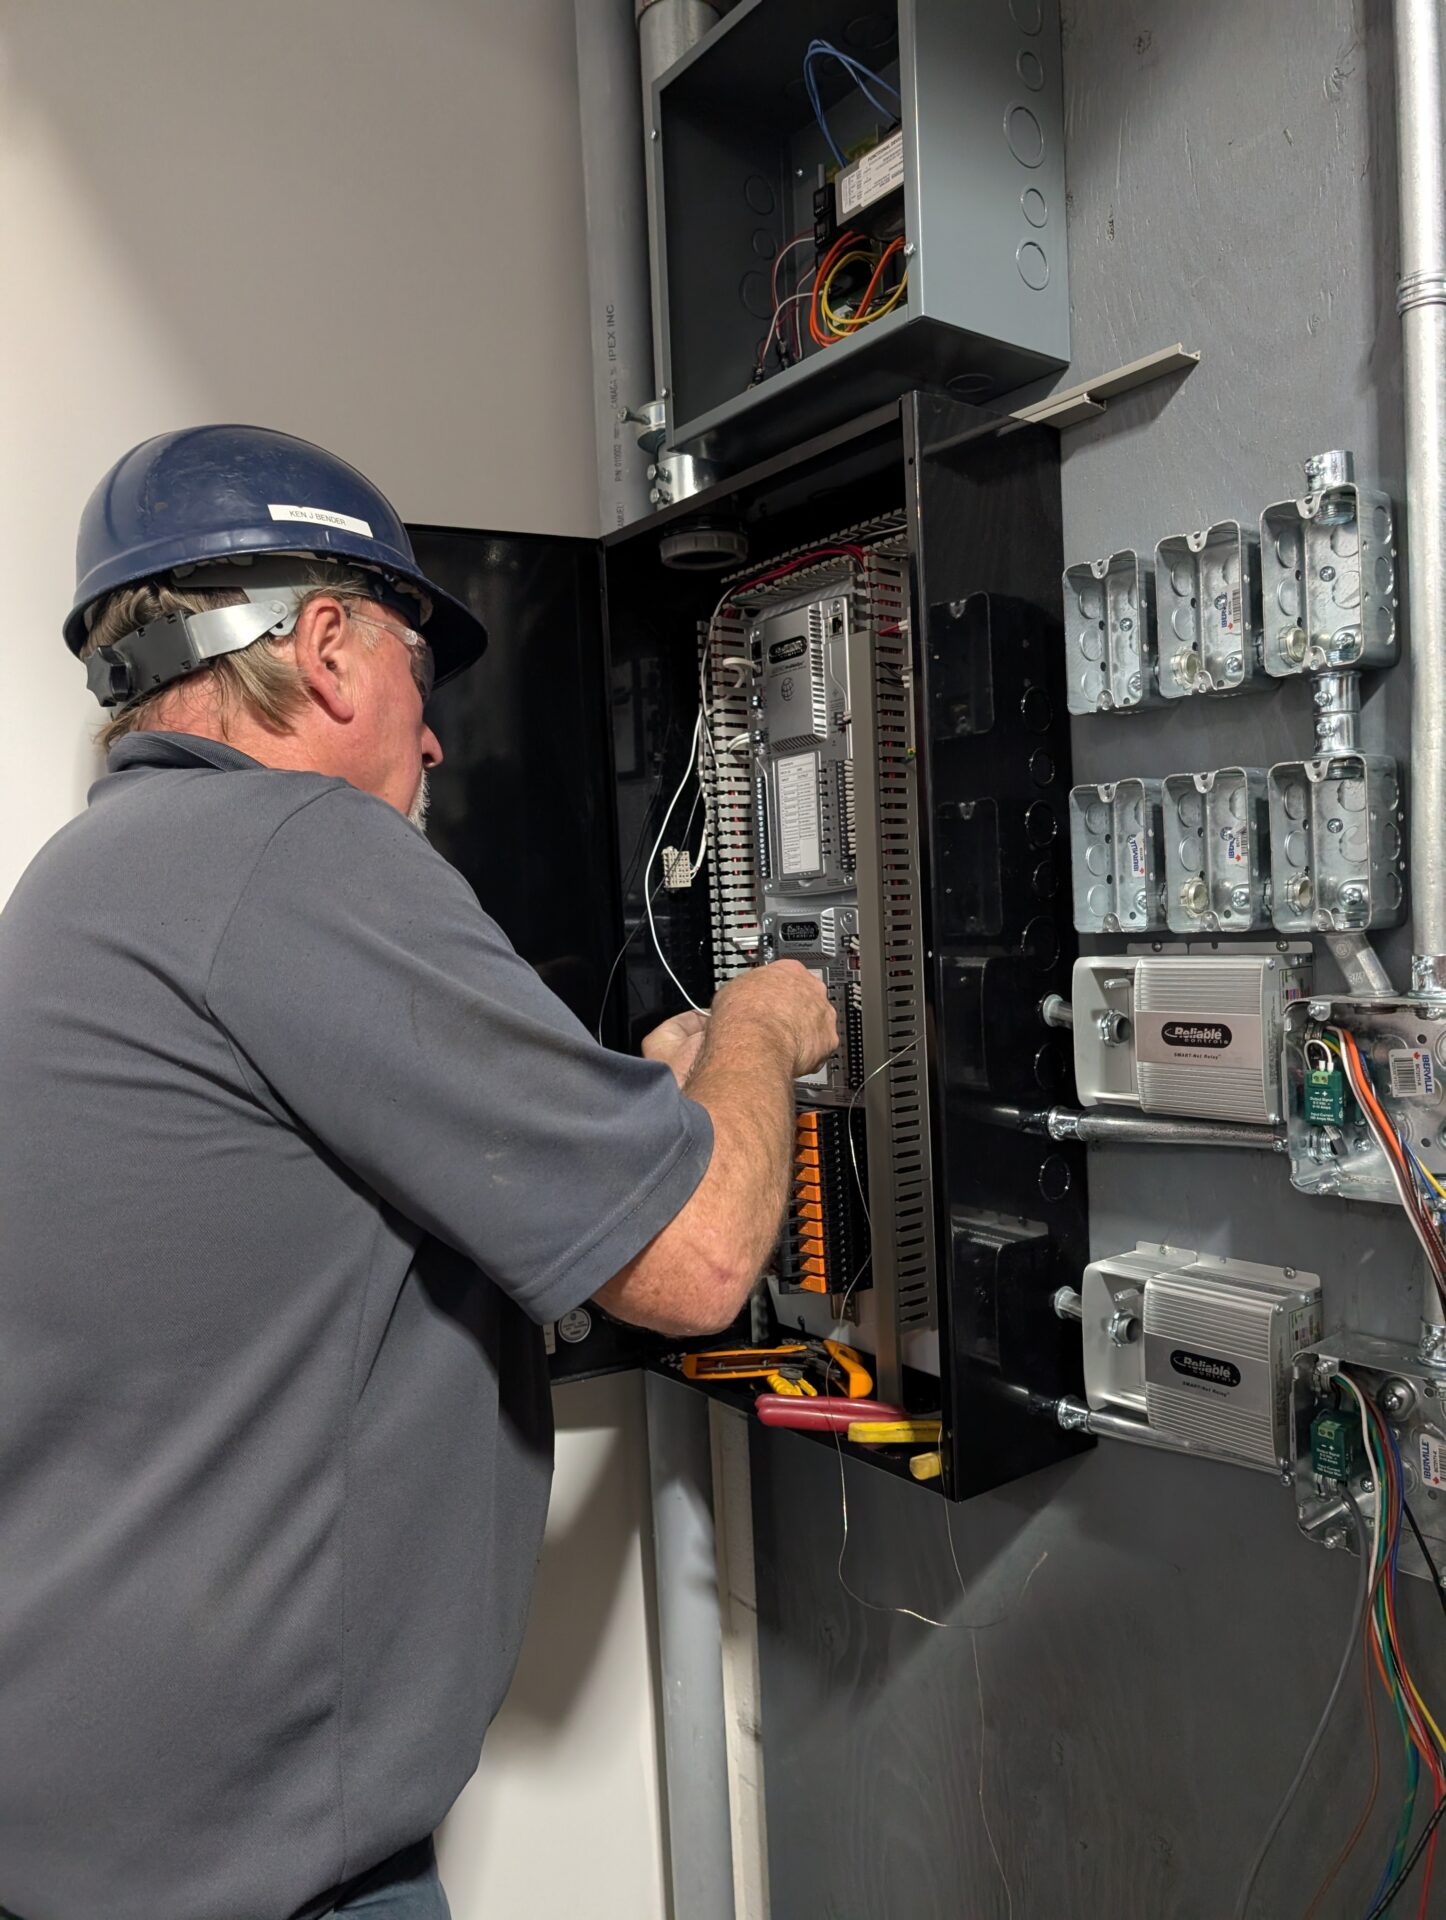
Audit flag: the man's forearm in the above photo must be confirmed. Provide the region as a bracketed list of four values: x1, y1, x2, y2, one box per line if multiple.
[681, 1008, 796, 1292]
[593, 1008, 797, 1335]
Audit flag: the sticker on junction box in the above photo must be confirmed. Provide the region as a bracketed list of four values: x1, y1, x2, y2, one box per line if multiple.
[1389, 1048, 1437, 1099]
[1420, 1429, 1446, 1489]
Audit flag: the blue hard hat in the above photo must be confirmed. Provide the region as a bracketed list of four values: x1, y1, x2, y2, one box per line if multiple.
[65, 425, 486, 687]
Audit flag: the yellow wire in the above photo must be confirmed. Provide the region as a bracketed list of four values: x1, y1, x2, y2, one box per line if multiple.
[818, 251, 875, 332]
[818, 253, 909, 336]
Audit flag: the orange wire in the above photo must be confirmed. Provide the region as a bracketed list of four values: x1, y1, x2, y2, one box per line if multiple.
[829, 236, 905, 332]
[1342, 1031, 1414, 1180]
[809, 229, 863, 347]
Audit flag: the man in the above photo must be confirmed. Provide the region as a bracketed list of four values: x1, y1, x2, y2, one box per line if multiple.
[0, 426, 836, 1920]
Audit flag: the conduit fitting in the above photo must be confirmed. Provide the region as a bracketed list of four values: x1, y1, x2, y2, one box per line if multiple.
[1311, 669, 1362, 756]
[1052, 1287, 1083, 1322]
[1039, 992, 1073, 1030]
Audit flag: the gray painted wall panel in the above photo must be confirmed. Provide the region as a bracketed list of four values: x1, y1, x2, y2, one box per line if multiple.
[755, 3, 1444, 1914]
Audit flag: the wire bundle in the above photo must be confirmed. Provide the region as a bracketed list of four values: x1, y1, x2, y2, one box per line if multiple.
[809, 229, 907, 347]
[1327, 1029, 1446, 1311]
[803, 39, 901, 167]
[1312, 1375, 1446, 1918]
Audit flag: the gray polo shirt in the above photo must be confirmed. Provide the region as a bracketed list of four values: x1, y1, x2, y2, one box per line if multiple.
[0, 732, 712, 1920]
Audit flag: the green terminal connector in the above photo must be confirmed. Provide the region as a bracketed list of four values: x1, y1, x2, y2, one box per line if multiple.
[1311, 1403, 1366, 1483]
[1305, 1066, 1346, 1127]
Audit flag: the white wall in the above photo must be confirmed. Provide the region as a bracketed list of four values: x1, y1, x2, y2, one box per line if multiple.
[0, 0, 596, 901]
[0, 8, 668, 1916]
[438, 1373, 669, 1920]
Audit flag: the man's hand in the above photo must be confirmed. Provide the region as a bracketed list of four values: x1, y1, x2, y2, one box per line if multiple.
[711, 959, 838, 1079]
[642, 1008, 710, 1089]
[594, 961, 841, 1338]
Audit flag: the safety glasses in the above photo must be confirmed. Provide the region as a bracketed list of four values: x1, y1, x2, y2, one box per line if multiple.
[348, 608, 436, 705]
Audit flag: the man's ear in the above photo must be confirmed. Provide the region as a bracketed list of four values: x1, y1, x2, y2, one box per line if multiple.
[290, 596, 357, 722]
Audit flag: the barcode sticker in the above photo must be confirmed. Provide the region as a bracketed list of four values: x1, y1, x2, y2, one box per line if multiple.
[1389, 1048, 1437, 1099]
[1224, 829, 1247, 866]
[1223, 586, 1242, 635]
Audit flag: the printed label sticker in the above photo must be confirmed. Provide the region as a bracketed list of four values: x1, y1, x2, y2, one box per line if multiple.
[267, 503, 375, 538]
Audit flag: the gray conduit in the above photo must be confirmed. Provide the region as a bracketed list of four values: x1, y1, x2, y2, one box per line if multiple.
[1394, 0, 1446, 1356]
[1397, 0, 1446, 995]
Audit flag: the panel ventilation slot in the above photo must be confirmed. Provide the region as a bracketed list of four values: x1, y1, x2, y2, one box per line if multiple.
[863, 545, 937, 1334]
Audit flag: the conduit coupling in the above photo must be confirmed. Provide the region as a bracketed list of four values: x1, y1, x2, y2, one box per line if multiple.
[1398, 270, 1446, 314]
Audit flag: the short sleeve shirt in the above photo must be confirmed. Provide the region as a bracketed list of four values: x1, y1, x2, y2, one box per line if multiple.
[0, 733, 712, 1920]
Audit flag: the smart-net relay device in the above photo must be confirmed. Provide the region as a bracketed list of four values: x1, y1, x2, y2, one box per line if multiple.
[1071, 947, 1311, 1126]
[1082, 1244, 1323, 1468]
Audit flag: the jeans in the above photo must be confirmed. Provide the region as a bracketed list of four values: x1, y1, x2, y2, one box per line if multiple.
[331, 1840, 451, 1919]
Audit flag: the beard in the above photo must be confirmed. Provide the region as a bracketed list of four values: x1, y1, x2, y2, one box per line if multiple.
[407, 771, 431, 835]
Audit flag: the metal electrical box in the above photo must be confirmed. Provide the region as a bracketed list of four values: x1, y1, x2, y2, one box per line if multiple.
[650, 0, 1070, 464]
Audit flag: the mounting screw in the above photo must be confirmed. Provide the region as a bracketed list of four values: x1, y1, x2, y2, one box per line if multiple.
[1362, 1477, 1375, 1493]
[902, 241, 917, 258]
[1381, 1378, 1418, 1419]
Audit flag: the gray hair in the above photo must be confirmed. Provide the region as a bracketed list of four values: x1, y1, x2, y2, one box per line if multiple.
[82, 561, 382, 750]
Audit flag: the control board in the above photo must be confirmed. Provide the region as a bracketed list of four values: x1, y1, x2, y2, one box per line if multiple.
[702, 537, 937, 1356]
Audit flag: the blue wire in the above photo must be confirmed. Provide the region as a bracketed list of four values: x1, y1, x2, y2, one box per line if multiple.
[803, 39, 901, 167]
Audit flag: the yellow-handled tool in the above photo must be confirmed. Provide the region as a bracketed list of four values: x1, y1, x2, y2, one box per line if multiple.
[846, 1416, 943, 1447]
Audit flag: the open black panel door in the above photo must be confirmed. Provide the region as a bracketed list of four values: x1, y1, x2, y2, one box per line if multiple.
[407, 525, 674, 1382]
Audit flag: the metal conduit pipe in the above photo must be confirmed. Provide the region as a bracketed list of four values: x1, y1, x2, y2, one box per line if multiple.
[637, 0, 718, 379]
[1044, 1107, 1287, 1151]
[1325, 931, 1395, 996]
[1396, 0, 1446, 993]
[1393, 0, 1446, 1360]
[970, 1100, 1285, 1150]
[1051, 1397, 1281, 1477]
[575, 0, 655, 533]
[634, 0, 720, 511]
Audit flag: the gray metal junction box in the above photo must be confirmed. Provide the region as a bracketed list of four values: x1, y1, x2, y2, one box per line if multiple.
[649, 0, 1070, 464]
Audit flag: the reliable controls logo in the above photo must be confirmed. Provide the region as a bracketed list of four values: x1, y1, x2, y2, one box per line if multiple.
[769, 636, 807, 664]
[1161, 1020, 1233, 1050]
[779, 921, 819, 943]
[1169, 1348, 1242, 1388]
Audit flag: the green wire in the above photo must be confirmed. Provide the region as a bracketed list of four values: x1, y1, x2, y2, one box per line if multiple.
[1348, 1382, 1419, 1885]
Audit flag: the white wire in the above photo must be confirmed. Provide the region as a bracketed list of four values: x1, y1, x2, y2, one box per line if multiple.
[972, 1631, 1015, 1920]
[846, 1035, 919, 1228]
[1332, 1372, 1381, 1579]
[642, 709, 707, 1014]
